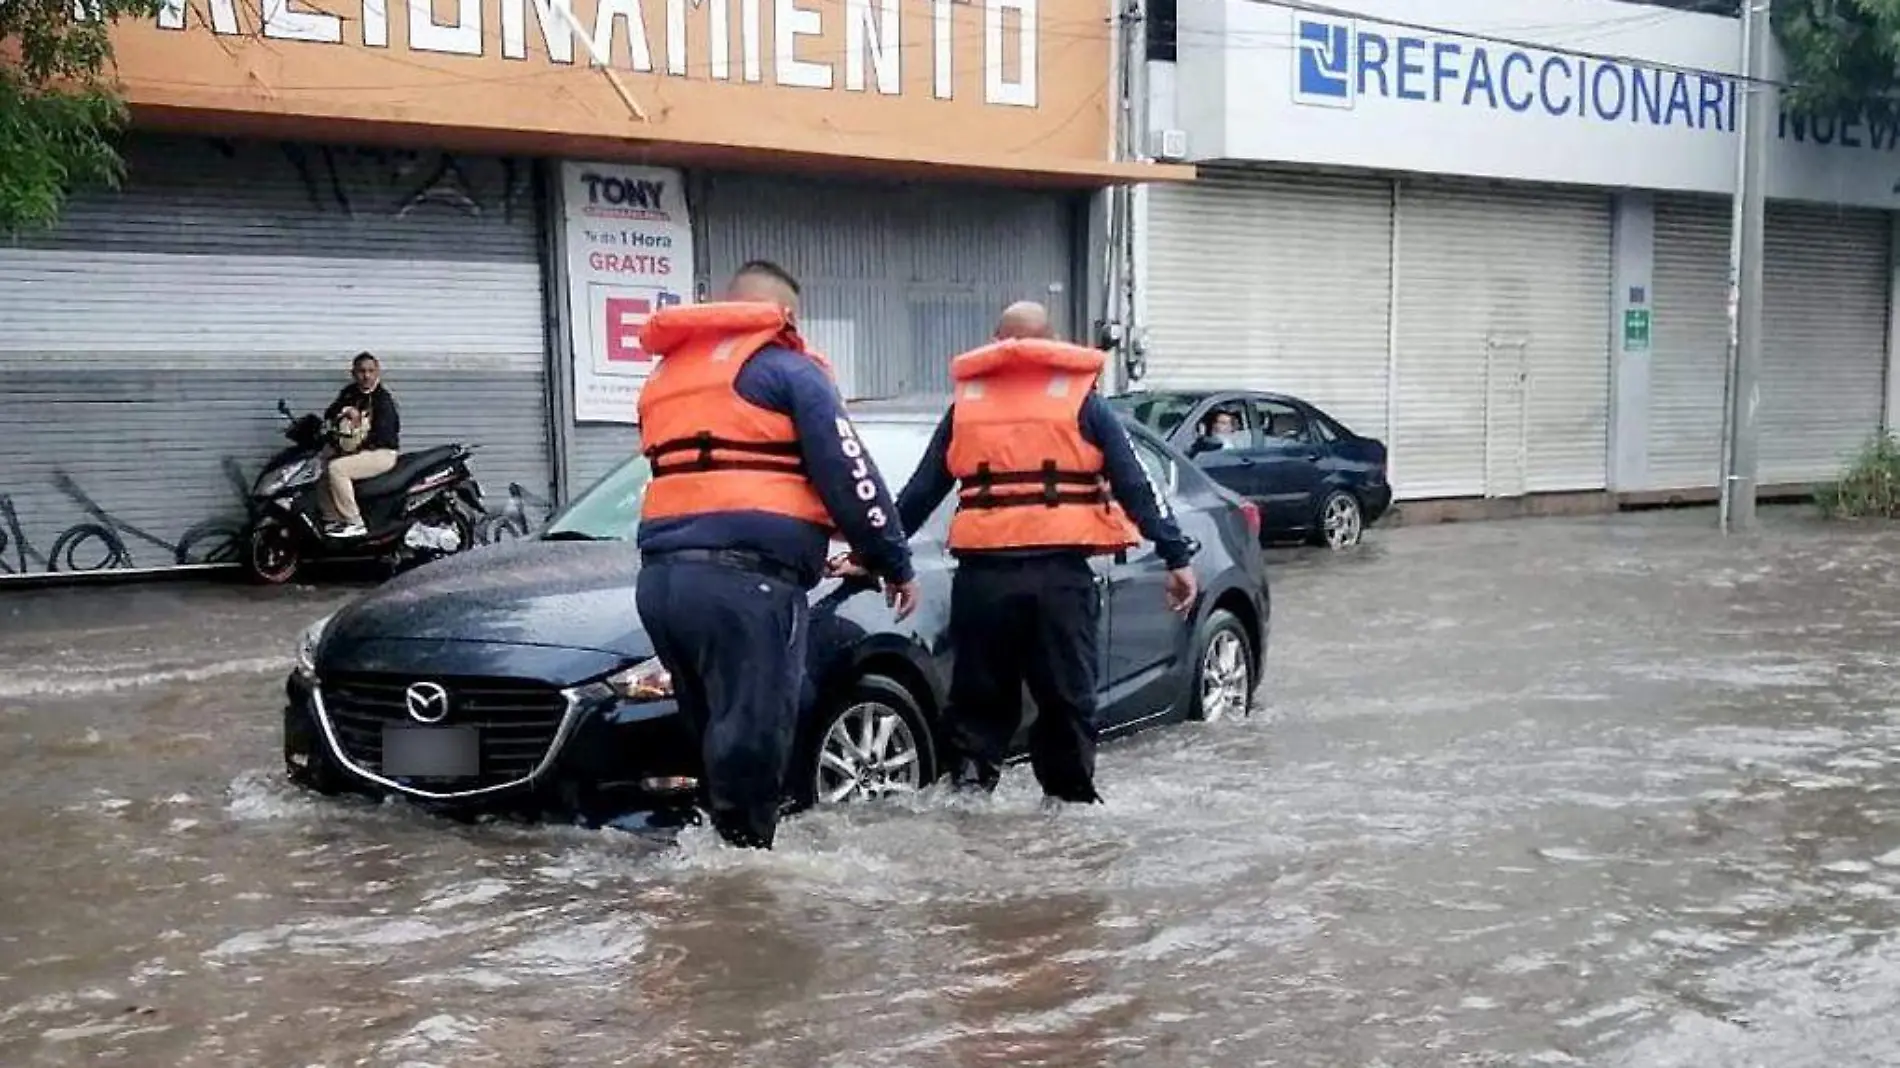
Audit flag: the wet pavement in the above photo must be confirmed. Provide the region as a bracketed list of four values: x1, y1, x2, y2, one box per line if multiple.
[4, 506, 1900, 1066]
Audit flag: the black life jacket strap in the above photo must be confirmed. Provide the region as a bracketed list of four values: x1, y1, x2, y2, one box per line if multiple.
[646, 430, 807, 478]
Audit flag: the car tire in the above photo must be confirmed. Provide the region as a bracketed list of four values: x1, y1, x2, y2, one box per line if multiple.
[1187, 608, 1254, 723]
[1309, 489, 1365, 550]
[790, 673, 937, 811]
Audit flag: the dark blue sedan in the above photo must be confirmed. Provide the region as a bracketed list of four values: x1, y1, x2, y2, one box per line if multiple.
[1106, 390, 1392, 550]
[280, 402, 1271, 827]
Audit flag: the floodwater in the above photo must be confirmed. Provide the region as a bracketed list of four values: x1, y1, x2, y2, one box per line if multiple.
[3, 508, 1900, 1066]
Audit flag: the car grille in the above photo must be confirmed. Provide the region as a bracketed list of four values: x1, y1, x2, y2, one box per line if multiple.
[320, 672, 569, 792]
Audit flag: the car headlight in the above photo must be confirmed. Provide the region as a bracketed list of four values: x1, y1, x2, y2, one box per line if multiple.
[606, 658, 673, 702]
[294, 613, 334, 681]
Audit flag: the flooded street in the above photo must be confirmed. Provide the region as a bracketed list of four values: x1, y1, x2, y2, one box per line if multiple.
[5, 508, 1900, 1066]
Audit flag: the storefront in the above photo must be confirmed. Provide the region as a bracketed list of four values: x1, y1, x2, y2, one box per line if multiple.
[564, 168, 1087, 488]
[1646, 197, 1893, 492]
[1144, 0, 1900, 504]
[0, 0, 1186, 580]
[0, 135, 554, 574]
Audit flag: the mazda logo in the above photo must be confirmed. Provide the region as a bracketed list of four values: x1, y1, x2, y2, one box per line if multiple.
[404, 682, 450, 724]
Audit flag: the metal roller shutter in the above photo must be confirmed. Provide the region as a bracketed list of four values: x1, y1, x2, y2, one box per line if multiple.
[1761, 204, 1891, 485]
[1645, 194, 1732, 492]
[1143, 169, 1395, 442]
[700, 173, 1076, 401]
[1393, 180, 1613, 499]
[567, 426, 642, 494]
[0, 134, 552, 579]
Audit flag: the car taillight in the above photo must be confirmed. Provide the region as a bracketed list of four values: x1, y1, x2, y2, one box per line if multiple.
[1238, 500, 1261, 537]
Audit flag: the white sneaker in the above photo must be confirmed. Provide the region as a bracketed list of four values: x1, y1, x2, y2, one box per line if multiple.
[333, 521, 368, 539]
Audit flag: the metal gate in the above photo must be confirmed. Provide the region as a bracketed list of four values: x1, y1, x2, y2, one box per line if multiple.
[0, 134, 554, 580]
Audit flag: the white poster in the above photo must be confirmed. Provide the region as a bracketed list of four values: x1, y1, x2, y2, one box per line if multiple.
[561, 162, 695, 424]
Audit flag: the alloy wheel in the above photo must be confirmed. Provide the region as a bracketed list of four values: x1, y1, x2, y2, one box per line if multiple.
[815, 700, 924, 804]
[1198, 628, 1252, 723]
[1322, 493, 1363, 550]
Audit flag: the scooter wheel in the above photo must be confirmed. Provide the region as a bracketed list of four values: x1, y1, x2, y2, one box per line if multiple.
[245, 518, 301, 585]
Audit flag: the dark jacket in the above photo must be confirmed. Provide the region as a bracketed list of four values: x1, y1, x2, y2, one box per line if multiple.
[636, 344, 916, 588]
[325, 385, 401, 453]
[895, 392, 1199, 570]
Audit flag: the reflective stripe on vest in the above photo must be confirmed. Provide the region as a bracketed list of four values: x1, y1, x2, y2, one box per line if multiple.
[635, 302, 833, 527]
[944, 339, 1140, 554]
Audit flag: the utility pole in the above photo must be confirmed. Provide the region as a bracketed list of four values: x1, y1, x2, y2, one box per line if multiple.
[1101, 0, 1145, 390]
[1719, 0, 1770, 533]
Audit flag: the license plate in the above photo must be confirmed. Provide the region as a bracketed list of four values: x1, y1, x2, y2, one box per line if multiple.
[382, 725, 480, 778]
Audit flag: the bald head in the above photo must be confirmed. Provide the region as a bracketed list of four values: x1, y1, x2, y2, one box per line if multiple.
[726, 259, 801, 314]
[994, 301, 1052, 340]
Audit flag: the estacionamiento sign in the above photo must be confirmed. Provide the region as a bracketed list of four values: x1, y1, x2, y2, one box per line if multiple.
[149, 0, 1043, 107]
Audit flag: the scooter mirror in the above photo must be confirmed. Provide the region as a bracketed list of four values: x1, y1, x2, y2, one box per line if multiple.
[277, 399, 293, 418]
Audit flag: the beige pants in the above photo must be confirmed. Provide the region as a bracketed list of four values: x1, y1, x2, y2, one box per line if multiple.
[321, 448, 398, 524]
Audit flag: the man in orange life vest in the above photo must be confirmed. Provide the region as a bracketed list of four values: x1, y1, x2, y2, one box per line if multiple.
[634, 260, 919, 849]
[881, 301, 1198, 802]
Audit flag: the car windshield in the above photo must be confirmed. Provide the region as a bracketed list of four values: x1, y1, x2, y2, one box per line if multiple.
[1105, 392, 1207, 437]
[541, 418, 939, 542]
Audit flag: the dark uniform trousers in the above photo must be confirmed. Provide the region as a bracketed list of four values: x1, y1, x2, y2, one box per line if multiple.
[947, 552, 1103, 803]
[635, 557, 809, 848]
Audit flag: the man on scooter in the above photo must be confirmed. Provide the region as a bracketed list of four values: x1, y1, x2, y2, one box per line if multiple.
[320, 352, 401, 539]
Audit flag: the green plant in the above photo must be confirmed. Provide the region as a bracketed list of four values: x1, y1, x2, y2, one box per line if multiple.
[1, 0, 163, 234]
[1814, 431, 1900, 519]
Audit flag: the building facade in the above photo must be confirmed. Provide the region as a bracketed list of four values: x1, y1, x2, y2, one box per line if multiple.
[1137, 0, 1900, 504]
[0, 0, 1188, 580]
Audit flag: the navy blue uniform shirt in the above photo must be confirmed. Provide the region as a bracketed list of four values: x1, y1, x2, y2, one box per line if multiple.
[636, 344, 915, 588]
[894, 392, 1198, 570]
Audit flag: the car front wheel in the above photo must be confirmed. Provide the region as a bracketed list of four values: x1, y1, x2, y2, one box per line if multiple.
[1311, 490, 1365, 550]
[794, 674, 936, 809]
[1189, 608, 1254, 723]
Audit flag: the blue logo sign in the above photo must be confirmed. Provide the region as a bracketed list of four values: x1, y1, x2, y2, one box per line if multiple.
[1295, 18, 1354, 108]
[1289, 14, 1744, 135]
[1283, 14, 1900, 160]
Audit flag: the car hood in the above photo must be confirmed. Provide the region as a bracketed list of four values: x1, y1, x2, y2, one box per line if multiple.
[326, 539, 650, 659]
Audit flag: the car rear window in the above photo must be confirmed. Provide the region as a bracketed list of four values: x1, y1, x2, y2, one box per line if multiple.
[541, 419, 938, 542]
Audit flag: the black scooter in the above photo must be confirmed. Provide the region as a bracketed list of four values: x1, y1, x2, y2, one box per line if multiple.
[240, 400, 486, 584]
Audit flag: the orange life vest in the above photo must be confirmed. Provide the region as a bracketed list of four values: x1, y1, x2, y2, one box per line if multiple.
[945, 339, 1141, 554]
[636, 302, 834, 528]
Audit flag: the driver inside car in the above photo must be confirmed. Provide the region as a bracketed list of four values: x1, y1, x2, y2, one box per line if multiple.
[1202, 409, 1246, 450]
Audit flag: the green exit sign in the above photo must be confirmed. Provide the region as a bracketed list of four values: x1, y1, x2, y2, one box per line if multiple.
[1623, 308, 1651, 352]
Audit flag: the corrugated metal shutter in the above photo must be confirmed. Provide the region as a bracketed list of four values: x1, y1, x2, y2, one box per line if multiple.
[701, 173, 1076, 401]
[0, 134, 552, 579]
[1393, 180, 1613, 499]
[567, 426, 642, 492]
[1143, 169, 1394, 442]
[1645, 194, 1732, 492]
[1761, 203, 1891, 484]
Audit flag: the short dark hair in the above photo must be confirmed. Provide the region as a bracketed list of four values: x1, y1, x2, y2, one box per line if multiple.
[352, 351, 379, 369]
[734, 259, 800, 295]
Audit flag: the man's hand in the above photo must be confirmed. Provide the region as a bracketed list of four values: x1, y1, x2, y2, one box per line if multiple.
[1164, 567, 1197, 616]
[885, 578, 920, 622]
[826, 551, 870, 579]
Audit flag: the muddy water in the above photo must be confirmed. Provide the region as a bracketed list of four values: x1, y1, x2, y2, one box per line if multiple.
[4, 508, 1900, 1066]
